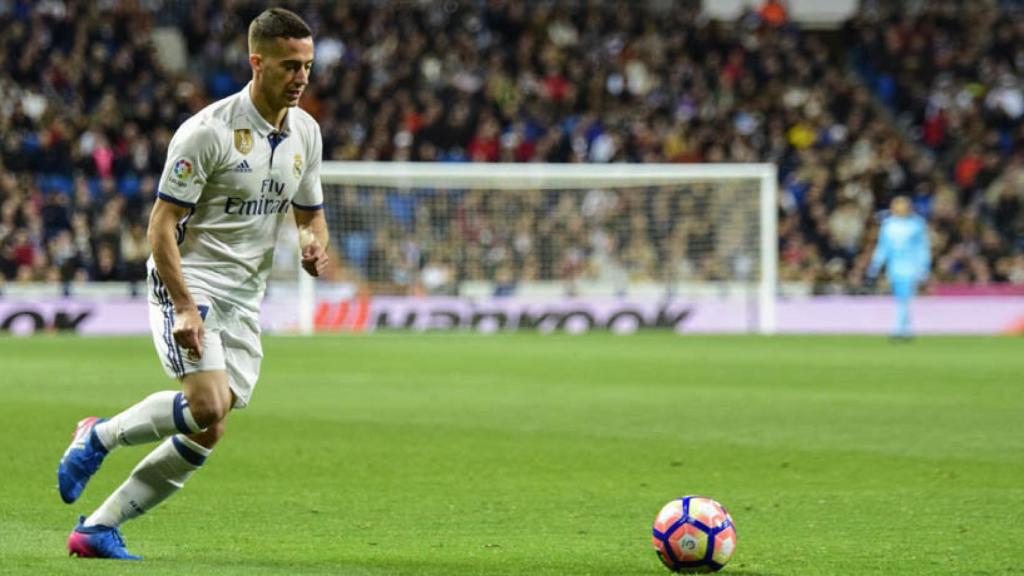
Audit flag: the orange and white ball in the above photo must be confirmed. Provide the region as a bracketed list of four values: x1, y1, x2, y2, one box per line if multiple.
[652, 496, 736, 572]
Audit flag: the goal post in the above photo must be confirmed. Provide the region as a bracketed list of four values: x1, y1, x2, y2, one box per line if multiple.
[296, 162, 777, 335]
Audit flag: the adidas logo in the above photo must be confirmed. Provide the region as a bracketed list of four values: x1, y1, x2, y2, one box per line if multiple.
[233, 160, 252, 173]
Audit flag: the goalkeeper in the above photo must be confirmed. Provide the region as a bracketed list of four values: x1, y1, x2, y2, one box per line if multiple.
[866, 196, 931, 339]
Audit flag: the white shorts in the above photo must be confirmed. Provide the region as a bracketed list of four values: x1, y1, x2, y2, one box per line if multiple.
[148, 270, 262, 409]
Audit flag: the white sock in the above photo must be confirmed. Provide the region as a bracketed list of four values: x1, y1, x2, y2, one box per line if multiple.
[84, 435, 212, 528]
[94, 391, 202, 449]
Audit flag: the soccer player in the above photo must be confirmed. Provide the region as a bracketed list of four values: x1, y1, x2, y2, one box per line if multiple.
[57, 8, 328, 559]
[866, 196, 931, 339]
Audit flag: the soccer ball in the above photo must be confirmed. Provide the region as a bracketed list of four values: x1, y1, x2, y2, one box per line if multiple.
[651, 496, 737, 572]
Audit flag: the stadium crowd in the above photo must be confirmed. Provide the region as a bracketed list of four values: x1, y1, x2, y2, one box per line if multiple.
[1, 0, 1022, 294]
[849, 0, 1024, 286]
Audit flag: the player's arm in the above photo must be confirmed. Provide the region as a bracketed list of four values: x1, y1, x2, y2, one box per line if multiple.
[148, 198, 204, 357]
[293, 126, 328, 277]
[294, 207, 329, 277]
[151, 121, 220, 358]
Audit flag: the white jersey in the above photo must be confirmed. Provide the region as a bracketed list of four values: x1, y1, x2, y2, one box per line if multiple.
[151, 83, 323, 313]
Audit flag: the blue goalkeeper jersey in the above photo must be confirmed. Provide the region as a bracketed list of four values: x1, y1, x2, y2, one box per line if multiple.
[869, 214, 931, 280]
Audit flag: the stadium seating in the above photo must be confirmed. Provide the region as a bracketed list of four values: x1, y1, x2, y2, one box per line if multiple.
[848, 1, 1024, 284]
[1, 1, 1021, 290]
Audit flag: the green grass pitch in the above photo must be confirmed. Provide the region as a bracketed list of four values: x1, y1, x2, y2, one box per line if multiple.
[0, 334, 1022, 575]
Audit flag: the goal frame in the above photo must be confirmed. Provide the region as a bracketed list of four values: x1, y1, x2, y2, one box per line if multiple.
[302, 162, 778, 335]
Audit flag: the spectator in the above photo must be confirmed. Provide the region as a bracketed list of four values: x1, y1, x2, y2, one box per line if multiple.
[0, 0, 1021, 293]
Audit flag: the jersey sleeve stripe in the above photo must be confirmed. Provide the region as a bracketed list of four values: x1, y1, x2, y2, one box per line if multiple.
[292, 201, 323, 211]
[157, 191, 197, 208]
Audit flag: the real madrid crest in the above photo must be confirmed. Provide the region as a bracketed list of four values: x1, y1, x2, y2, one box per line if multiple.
[293, 154, 303, 179]
[234, 129, 253, 155]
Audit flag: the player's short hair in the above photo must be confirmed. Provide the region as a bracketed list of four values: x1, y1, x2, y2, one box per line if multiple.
[248, 8, 312, 52]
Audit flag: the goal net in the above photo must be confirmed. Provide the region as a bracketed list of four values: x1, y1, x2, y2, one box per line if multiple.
[283, 162, 777, 335]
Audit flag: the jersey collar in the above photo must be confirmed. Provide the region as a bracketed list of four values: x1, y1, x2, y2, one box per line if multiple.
[241, 82, 291, 137]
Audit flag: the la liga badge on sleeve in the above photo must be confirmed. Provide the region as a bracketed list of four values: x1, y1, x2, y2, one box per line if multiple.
[171, 158, 193, 181]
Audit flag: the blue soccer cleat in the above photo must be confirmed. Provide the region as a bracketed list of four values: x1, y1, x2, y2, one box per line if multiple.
[57, 417, 109, 504]
[67, 516, 141, 560]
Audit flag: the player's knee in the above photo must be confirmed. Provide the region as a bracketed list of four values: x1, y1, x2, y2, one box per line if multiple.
[188, 419, 226, 449]
[184, 390, 230, 429]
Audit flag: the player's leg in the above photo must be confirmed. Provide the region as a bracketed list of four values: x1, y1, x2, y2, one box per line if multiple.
[93, 297, 228, 446]
[58, 297, 225, 504]
[66, 301, 258, 559]
[56, 392, 203, 505]
[81, 371, 231, 527]
[86, 306, 263, 524]
[93, 326, 233, 446]
[891, 275, 914, 339]
[58, 300, 201, 504]
[79, 331, 241, 527]
[69, 370, 232, 559]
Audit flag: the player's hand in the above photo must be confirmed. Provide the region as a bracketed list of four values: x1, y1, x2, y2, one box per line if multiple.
[301, 241, 328, 277]
[172, 306, 205, 360]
